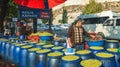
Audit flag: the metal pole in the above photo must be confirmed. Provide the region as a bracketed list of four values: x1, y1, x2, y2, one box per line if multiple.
[44, 0, 52, 31]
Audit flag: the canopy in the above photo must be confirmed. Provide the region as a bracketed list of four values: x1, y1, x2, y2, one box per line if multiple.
[14, 0, 66, 9]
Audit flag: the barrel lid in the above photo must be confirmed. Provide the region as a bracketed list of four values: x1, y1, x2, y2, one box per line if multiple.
[21, 45, 32, 48]
[62, 48, 76, 52]
[12, 43, 20, 45]
[80, 59, 102, 67]
[106, 40, 119, 42]
[48, 52, 63, 57]
[36, 49, 51, 53]
[36, 43, 45, 45]
[62, 55, 79, 61]
[76, 50, 91, 54]
[96, 52, 114, 58]
[52, 46, 64, 50]
[107, 48, 118, 52]
[23, 40, 30, 42]
[42, 45, 54, 48]
[15, 44, 26, 46]
[28, 48, 40, 51]
[29, 42, 37, 44]
[90, 46, 104, 50]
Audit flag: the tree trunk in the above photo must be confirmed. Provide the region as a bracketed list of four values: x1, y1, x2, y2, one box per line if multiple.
[0, 0, 9, 33]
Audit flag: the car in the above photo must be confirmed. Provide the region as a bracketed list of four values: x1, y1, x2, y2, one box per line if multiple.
[52, 25, 62, 31]
[60, 24, 70, 30]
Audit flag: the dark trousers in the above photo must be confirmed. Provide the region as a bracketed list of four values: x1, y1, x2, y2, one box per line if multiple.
[73, 43, 84, 51]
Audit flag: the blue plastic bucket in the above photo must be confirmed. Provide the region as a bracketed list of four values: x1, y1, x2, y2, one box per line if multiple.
[76, 50, 94, 60]
[80, 59, 103, 67]
[51, 46, 64, 52]
[40, 36, 53, 41]
[107, 48, 120, 67]
[104, 40, 119, 49]
[27, 48, 40, 67]
[35, 49, 51, 67]
[95, 52, 117, 67]
[60, 55, 81, 67]
[89, 46, 105, 54]
[19, 35, 25, 40]
[0, 34, 3, 38]
[87, 40, 105, 47]
[19, 46, 32, 67]
[47, 52, 63, 67]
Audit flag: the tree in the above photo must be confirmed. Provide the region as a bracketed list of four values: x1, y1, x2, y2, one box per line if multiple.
[7, 0, 18, 18]
[82, 0, 103, 14]
[0, 0, 9, 33]
[62, 7, 68, 24]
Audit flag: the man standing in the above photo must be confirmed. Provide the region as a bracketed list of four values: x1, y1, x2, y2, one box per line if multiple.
[67, 19, 95, 50]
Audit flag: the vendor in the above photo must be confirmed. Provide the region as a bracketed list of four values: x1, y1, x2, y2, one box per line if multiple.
[67, 19, 95, 50]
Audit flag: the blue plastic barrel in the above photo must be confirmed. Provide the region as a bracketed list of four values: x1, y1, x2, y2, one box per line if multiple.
[95, 52, 117, 67]
[107, 48, 120, 67]
[104, 40, 119, 49]
[76, 50, 94, 60]
[53, 40, 60, 46]
[51, 46, 64, 52]
[13, 44, 26, 66]
[9, 43, 16, 63]
[89, 46, 105, 54]
[0, 39, 3, 56]
[42, 44, 54, 49]
[47, 52, 63, 67]
[19, 35, 25, 40]
[29, 42, 38, 47]
[4, 42, 11, 61]
[34, 43, 45, 49]
[19, 46, 32, 67]
[80, 59, 103, 67]
[27, 48, 40, 67]
[35, 49, 51, 67]
[1, 40, 8, 58]
[60, 55, 81, 67]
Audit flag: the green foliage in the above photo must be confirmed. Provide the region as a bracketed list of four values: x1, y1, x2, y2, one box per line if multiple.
[58, 19, 62, 23]
[82, 0, 103, 14]
[41, 19, 49, 24]
[62, 8, 68, 24]
[7, 0, 18, 18]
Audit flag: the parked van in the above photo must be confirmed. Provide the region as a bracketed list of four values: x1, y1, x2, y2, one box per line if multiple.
[77, 10, 120, 39]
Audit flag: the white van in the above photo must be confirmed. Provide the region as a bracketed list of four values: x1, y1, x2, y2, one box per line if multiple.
[77, 10, 120, 39]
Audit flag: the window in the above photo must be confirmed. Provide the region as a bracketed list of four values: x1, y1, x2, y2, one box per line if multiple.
[116, 19, 120, 26]
[103, 19, 114, 26]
